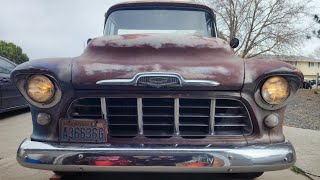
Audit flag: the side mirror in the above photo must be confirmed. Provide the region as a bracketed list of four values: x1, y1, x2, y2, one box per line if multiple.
[87, 38, 92, 45]
[230, 38, 239, 48]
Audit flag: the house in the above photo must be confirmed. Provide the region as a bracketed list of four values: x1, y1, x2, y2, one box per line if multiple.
[257, 55, 320, 80]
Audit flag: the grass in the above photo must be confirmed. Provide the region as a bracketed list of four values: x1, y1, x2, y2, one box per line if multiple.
[290, 166, 314, 180]
[291, 166, 305, 174]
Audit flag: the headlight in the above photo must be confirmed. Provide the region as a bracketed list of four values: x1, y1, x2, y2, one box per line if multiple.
[26, 75, 55, 103]
[261, 76, 289, 105]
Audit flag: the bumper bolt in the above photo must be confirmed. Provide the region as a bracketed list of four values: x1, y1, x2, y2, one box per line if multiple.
[228, 169, 233, 172]
[78, 154, 84, 159]
[284, 158, 288, 163]
[24, 155, 29, 160]
[228, 155, 233, 160]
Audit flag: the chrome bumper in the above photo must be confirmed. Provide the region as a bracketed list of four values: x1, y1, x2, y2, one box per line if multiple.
[17, 139, 295, 173]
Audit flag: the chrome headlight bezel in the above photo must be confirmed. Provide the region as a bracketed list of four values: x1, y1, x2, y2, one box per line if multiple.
[254, 74, 301, 110]
[14, 74, 62, 108]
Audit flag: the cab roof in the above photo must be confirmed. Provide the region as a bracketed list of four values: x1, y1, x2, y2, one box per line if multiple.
[106, 0, 214, 18]
[111, 0, 208, 7]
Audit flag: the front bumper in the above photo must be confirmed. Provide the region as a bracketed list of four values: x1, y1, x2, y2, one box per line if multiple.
[17, 139, 295, 173]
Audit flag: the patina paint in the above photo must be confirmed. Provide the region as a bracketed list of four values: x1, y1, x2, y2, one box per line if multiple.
[11, 58, 74, 142]
[72, 34, 244, 90]
[244, 58, 303, 83]
[242, 58, 303, 144]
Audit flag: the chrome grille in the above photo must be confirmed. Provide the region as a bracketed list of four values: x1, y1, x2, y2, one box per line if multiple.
[107, 98, 138, 137]
[68, 98, 252, 138]
[69, 98, 102, 119]
[179, 99, 211, 137]
[142, 98, 174, 137]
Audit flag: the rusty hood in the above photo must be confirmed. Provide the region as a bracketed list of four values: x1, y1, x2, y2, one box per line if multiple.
[72, 34, 245, 90]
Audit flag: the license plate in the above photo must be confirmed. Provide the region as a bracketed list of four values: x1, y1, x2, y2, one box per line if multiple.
[60, 119, 107, 143]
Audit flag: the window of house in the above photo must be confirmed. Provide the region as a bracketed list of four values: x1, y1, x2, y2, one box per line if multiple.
[318, 62, 320, 68]
[288, 61, 297, 66]
[309, 62, 315, 67]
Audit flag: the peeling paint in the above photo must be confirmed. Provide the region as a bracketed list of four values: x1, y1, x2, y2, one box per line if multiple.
[245, 59, 303, 83]
[73, 34, 244, 90]
[89, 34, 232, 52]
[179, 66, 231, 76]
[84, 63, 145, 76]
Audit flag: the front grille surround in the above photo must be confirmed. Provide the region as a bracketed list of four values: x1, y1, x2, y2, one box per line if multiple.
[68, 97, 253, 138]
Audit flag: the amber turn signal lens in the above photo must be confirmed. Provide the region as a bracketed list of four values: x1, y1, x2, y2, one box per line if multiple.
[27, 75, 55, 103]
[261, 76, 289, 105]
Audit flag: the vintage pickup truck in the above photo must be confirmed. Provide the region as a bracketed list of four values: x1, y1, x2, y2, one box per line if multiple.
[12, 1, 302, 178]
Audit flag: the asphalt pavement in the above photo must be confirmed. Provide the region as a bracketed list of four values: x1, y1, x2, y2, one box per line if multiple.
[1, 109, 317, 180]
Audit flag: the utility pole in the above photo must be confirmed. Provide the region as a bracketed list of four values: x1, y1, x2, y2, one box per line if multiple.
[317, 73, 319, 89]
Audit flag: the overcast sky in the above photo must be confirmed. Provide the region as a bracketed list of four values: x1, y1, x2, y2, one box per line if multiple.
[0, 0, 319, 60]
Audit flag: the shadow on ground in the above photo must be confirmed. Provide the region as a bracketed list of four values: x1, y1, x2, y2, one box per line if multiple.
[60, 172, 257, 180]
[0, 108, 30, 120]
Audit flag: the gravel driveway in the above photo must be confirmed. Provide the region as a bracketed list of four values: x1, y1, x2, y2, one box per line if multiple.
[285, 89, 320, 130]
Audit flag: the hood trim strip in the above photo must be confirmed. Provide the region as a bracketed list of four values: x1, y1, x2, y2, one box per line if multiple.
[96, 72, 220, 88]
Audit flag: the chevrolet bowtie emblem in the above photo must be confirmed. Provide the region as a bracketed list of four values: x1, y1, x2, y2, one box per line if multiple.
[137, 76, 180, 88]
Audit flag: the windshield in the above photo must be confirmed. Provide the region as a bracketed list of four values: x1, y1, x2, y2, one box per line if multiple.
[104, 9, 216, 37]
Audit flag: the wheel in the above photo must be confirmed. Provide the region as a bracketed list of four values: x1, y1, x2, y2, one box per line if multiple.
[230, 172, 264, 179]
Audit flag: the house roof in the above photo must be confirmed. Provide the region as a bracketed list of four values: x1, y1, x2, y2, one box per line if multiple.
[257, 55, 320, 63]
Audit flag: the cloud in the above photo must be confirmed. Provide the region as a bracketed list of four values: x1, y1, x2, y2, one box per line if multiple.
[0, 0, 319, 59]
[0, 0, 116, 59]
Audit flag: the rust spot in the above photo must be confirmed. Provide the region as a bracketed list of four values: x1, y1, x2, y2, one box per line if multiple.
[121, 34, 149, 40]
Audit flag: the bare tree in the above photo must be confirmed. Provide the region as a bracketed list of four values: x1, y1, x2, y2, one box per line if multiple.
[194, 0, 311, 58]
[307, 15, 320, 39]
[313, 47, 320, 60]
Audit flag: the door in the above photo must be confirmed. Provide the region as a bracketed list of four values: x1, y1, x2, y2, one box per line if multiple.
[0, 57, 26, 111]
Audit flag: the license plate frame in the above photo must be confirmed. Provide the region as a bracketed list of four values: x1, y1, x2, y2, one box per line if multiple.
[60, 119, 107, 143]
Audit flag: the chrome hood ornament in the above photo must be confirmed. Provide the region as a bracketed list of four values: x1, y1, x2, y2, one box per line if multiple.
[96, 72, 220, 88]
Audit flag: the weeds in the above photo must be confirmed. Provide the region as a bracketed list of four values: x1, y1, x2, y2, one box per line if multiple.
[290, 166, 314, 180]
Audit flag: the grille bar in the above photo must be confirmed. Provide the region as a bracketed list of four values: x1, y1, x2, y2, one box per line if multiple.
[101, 98, 107, 119]
[215, 114, 246, 118]
[137, 98, 143, 135]
[209, 99, 216, 135]
[68, 97, 252, 138]
[174, 98, 180, 135]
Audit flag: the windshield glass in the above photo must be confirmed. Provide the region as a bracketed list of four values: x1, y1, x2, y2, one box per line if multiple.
[104, 9, 216, 37]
